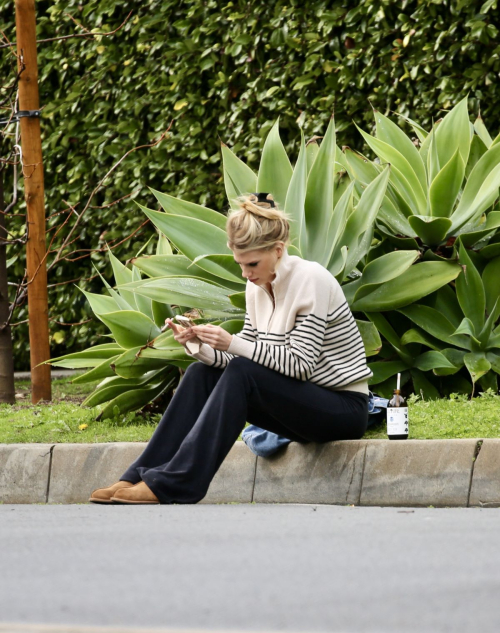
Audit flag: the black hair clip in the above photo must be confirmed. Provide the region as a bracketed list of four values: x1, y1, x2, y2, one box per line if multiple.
[250, 192, 276, 207]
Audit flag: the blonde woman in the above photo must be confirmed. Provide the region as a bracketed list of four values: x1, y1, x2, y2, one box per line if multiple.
[90, 192, 372, 505]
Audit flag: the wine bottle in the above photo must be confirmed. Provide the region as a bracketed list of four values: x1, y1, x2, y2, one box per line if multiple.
[387, 373, 409, 440]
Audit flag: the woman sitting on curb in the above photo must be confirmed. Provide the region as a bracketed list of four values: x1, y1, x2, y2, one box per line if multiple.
[89, 192, 372, 505]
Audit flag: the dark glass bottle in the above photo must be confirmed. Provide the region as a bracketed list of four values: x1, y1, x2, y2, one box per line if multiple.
[387, 388, 409, 440]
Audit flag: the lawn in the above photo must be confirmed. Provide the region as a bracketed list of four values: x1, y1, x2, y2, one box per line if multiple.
[1, 374, 499, 443]
[365, 390, 500, 440]
[0, 375, 162, 444]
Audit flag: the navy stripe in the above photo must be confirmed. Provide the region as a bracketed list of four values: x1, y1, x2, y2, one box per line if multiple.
[327, 303, 349, 319]
[295, 313, 327, 324]
[312, 354, 367, 381]
[212, 299, 370, 383]
[314, 349, 364, 372]
[292, 332, 323, 350]
[329, 361, 371, 383]
[323, 338, 365, 355]
[295, 321, 326, 337]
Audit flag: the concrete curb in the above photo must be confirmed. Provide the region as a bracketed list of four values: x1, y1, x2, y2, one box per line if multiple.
[0, 438, 496, 507]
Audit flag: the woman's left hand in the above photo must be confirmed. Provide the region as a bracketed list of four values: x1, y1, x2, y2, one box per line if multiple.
[191, 324, 233, 351]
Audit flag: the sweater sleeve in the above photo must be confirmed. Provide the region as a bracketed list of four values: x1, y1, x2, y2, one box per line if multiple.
[184, 312, 258, 368]
[226, 272, 332, 381]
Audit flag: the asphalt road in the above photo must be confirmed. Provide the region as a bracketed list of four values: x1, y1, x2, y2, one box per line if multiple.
[1, 504, 499, 633]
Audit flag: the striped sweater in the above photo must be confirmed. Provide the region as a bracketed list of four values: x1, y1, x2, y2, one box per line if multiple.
[186, 249, 372, 394]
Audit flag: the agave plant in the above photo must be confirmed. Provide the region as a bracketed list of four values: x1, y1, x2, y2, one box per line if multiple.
[342, 99, 500, 396]
[45, 236, 192, 419]
[364, 239, 500, 398]
[348, 97, 500, 252]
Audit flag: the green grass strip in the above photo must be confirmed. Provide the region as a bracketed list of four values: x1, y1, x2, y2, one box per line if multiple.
[1, 376, 500, 443]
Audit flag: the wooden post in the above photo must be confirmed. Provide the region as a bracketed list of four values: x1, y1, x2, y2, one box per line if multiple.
[15, 0, 51, 403]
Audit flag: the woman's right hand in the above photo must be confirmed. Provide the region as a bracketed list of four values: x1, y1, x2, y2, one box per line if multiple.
[165, 318, 201, 347]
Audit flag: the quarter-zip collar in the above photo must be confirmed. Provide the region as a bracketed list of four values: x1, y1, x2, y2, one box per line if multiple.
[257, 247, 294, 300]
[250, 248, 294, 335]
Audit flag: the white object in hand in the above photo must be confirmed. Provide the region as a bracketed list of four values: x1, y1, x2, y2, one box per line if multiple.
[175, 315, 200, 354]
[175, 315, 192, 326]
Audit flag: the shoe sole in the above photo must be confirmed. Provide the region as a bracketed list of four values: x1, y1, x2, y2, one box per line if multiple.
[110, 496, 159, 505]
[88, 482, 136, 504]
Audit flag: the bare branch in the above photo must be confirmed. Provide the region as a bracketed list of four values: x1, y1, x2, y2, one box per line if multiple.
[49, 317, 93, 326]
[0, 210, 25, 218]
[64, 12, 97, 36]
[47, 203, 80, 221]
[0, 270, 27, 330]
[90, 190, 137, 209]
[0, 65, 25, 109]
[0, 27, 18, 57]
[0, 11, 133, 49]
[0, 236, 26, 245]
[1, 111, 21, 215]
[45, 124, 171, 275]
[8, 316, 93, 328]
[47, 272, 99, 288]
[57, 218, 149, 262]
[0, 219, 24, 239]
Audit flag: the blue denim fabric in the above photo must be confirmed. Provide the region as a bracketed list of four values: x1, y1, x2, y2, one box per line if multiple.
[369, 392, 390, 421]
[242, 391, 390, 457]
[241, 424, 292, 458]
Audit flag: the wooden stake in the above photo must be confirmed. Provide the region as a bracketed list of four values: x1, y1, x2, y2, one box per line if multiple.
[15, 0, 51, 403]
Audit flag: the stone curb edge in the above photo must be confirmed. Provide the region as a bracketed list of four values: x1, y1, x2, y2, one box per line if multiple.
[0, 624, 290, 633]
[1, 439, 499, 507]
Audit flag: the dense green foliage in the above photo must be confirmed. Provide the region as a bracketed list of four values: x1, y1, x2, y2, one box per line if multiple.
[1, 0, 499, 368]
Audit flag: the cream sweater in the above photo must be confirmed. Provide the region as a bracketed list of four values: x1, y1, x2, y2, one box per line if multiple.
[185, 249, 372, 394]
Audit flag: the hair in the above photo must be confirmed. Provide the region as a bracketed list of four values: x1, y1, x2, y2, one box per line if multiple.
[226, 193, 290, 252]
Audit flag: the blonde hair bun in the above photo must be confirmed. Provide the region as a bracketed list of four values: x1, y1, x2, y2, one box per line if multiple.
[226, 193, 290, 252]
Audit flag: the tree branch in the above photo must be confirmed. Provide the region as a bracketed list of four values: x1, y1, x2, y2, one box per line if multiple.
[45, 124, 171, 276]
[0, 12, 133, 49]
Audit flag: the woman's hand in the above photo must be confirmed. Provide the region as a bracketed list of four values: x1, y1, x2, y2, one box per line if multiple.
[165, 319, 201, 347]
[191, 324, 233, 351]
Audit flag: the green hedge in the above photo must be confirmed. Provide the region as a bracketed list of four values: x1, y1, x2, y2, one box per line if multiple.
[1, 0, 499, 368]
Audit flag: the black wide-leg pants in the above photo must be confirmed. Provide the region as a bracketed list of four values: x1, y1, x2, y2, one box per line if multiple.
[120, 357, 369, 504]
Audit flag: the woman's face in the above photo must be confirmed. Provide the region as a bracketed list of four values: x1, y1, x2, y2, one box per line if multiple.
[232, 244, 283, 287]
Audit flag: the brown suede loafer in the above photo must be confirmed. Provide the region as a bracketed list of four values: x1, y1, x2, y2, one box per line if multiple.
[110, 481, 160, 505]
[89, 480, 135, 504]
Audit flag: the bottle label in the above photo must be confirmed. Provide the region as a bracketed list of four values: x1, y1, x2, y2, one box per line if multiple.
[387, 407, 409, 436]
